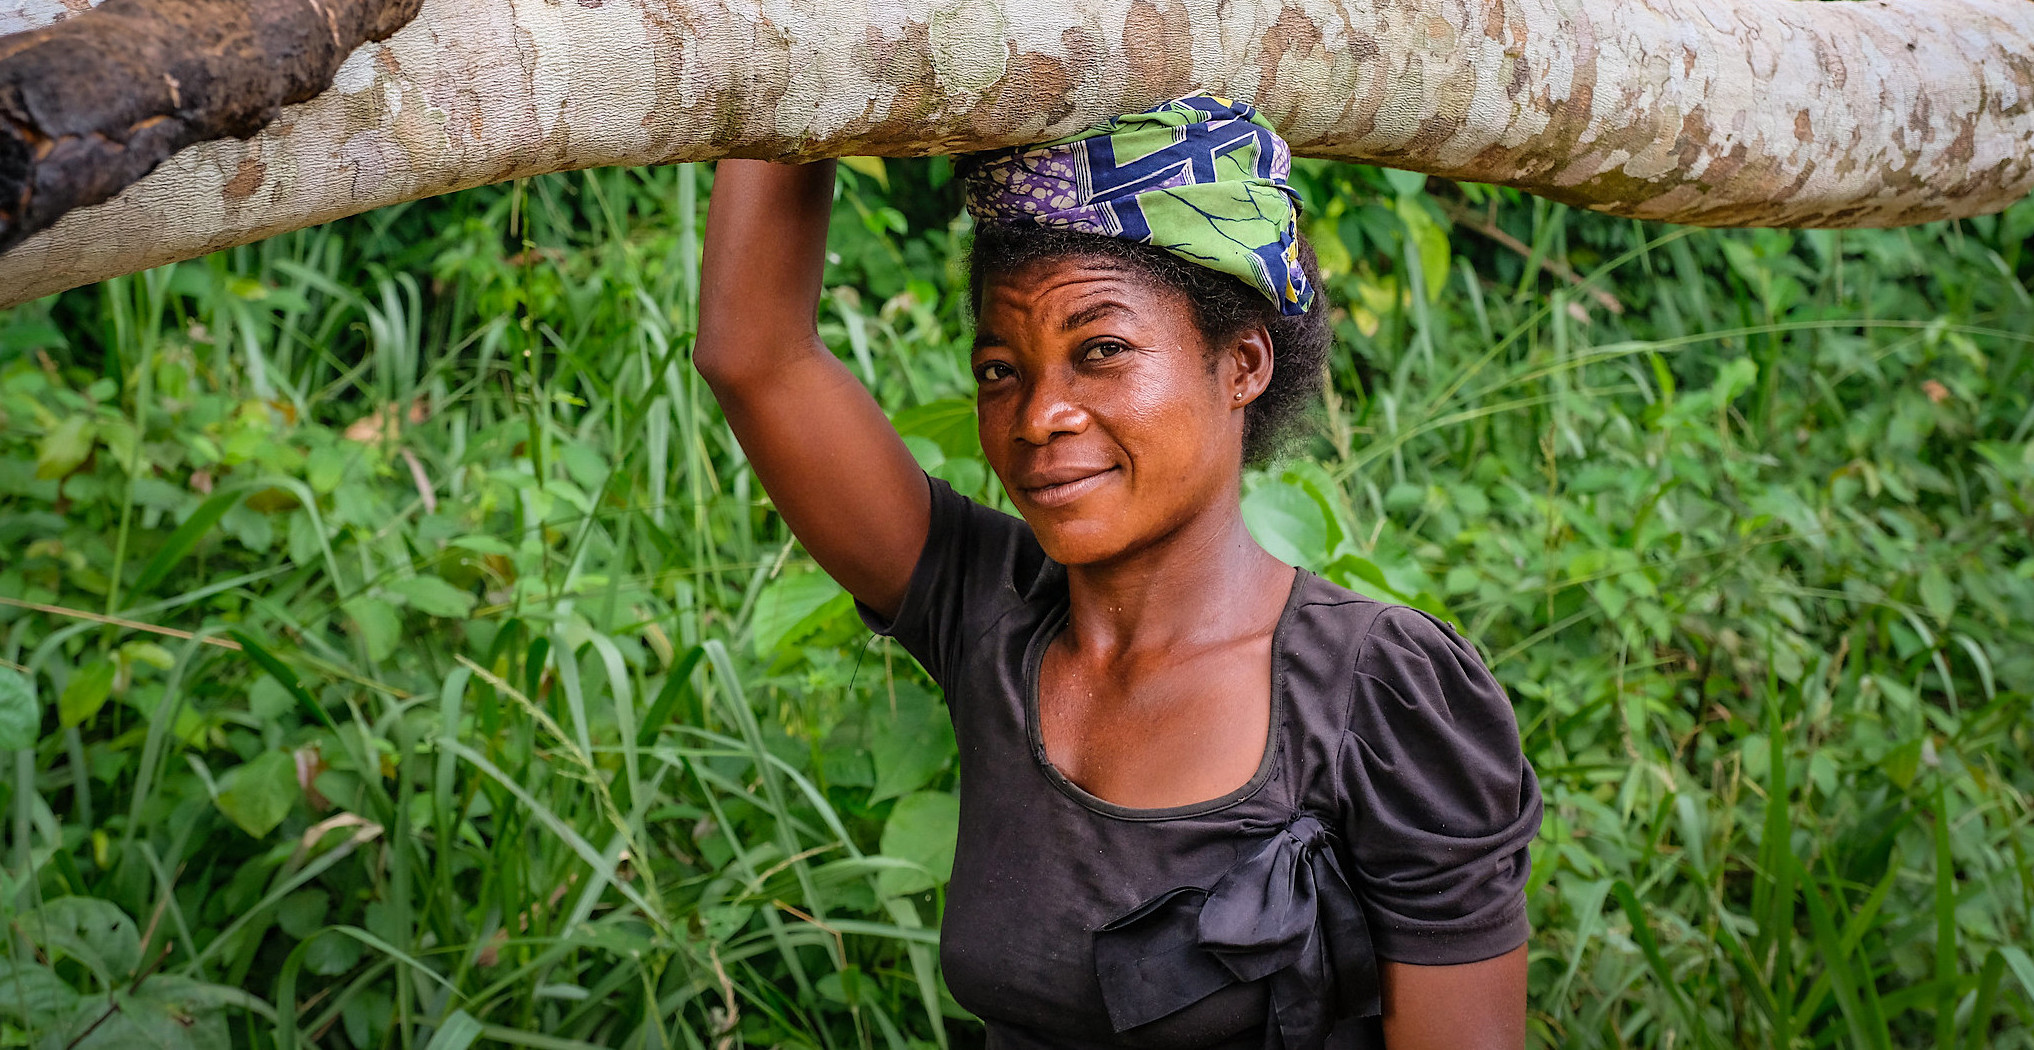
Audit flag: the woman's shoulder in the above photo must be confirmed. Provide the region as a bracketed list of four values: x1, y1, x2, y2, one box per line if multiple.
[1281, 570, 1395, 637]
[1280, 573, 1515, 733]
[1279, 573, 1539, 949]
[1280, 571, 1446, 671]
[920, 474, 1059, 602]
[865, 475, 1061, 689]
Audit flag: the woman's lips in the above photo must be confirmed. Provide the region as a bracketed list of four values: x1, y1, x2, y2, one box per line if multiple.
[1019, 466, 1117, 509]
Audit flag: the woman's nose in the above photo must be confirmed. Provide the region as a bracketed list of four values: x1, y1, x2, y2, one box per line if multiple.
[1011, 374, 1087, 446]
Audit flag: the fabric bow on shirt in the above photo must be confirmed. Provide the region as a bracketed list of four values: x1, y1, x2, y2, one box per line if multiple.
[1092, 813, 1380, 1050]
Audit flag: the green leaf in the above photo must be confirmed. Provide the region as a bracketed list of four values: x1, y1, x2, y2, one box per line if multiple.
[1917, 567, 1955, 625]
[227, 276, 270, 300]
[893, 398, 979, 460]
[0, 960, 80, 1027]
[1323, 554, 1402, 601]
[930, 456, 986, 496]
[701, 904, 754, 941]
[130, 485, 248, 597]
[34, 415, 96, 479]
[868, 683, 956, 804]
[424, 1009, 486, 1050]
[0, 317, 68, 356]
[306, 444, 349, 494]
[1279, 461, 1352, 553]
[1381, 166, 1428, 197]
[1305, 214, 1353, 276]
[58, 659, 116, 727]
[1881, 737, 1924, 790]
[303, 929, 364, 976]
[558, 441, 609, 491]
[344, 988, 393, 1049]
[0, 667, 40, 750]
[97, 417, 138, 471]
[899, 434, 945, 472]
[220, 500, 276, 551]
[23, 898, 142, 985]
[1396, 196, 1451, 303]
[750, 571, 848, 657]
[1609, 881, 1710, 1039]
[878, 790, 960, 897]
[388, 575, 477, 619]
[276, 890, 330, 939]
[62, 976, 238, 1050]
[450, 534, 516, 556]
[636, 645, 705, 748]
[228, 631, 338, 731]
[343, 596, 402, 662]
[248, 674, 295, 721]
[1242, 481, 1329, 569]
[213, 751, 301, 838]
[841, 156, 890, 190]
[1998, 947, 2034, 1009]
[1712, 357, 1759, 403]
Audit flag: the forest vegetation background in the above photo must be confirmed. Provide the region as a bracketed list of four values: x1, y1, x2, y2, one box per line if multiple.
[0, 155, 2030, 1049]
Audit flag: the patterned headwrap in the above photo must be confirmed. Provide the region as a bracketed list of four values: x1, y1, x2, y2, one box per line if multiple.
[962, 95, 1313, 316]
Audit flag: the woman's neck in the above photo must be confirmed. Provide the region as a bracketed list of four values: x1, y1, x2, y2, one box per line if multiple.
[1059, 503, 1293, 660]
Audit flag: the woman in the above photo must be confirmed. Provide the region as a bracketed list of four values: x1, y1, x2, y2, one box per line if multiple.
[694, 97, 1541, 1050]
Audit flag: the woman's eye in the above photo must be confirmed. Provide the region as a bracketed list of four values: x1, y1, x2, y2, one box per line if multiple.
[1082, 341, 1128, 362]
[974, 362, 1012, 383]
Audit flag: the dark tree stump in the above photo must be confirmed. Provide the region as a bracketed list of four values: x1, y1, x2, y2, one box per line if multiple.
[0, 0, 423, 255]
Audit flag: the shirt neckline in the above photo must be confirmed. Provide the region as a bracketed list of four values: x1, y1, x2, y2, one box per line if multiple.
[1021, 565, 1306, 822]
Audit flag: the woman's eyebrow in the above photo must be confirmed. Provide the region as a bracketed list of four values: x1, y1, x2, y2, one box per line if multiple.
[1061, 301, 1133, 332]
[971, 330, 1005, 351]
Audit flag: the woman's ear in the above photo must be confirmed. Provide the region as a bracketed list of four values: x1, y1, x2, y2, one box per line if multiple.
[1227, 324, 1275, 405]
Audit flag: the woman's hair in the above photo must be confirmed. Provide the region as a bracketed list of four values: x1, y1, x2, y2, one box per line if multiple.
[967, 224, 1331, 467]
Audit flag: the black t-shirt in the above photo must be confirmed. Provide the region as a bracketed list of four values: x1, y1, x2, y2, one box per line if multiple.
[862, 477, 1542, 1050]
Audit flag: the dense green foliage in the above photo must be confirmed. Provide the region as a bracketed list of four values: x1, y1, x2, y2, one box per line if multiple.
[1, 157, 2031, 1049]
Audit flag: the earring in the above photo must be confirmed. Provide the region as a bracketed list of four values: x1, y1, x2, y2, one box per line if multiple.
[1234, 392, 1244, 401]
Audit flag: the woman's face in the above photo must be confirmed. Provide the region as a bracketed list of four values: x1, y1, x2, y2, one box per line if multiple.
[971, 257, 1269, 567]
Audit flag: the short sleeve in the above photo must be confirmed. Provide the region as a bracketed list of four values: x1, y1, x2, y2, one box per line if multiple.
[856, 473, 1048, 690]
[1337, 606, 1542, 965]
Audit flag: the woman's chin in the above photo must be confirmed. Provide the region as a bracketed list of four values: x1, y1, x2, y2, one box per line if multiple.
[1034, 507, 1193, 569]
[1034, 533, 1130, 568]
[1019, 508, 1135, 567]
[1011, 479, 1207, 569]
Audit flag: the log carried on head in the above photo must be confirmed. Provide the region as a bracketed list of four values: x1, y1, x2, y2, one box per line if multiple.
[0, 0, 422, 259]
[1, 0, 2030, 309]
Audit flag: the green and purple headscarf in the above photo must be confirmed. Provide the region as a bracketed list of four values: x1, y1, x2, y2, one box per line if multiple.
[963, 95, 1313, 316]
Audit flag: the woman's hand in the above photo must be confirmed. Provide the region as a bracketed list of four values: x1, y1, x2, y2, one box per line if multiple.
[694, 160, 931, 619]
[1379, 948, 1528, 1050]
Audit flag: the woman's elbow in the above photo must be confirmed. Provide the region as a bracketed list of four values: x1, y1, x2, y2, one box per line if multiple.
[691, 329, 766, 391]
[690, 334, 737, 385]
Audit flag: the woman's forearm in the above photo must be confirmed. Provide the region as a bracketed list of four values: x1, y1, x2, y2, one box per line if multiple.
[694, 159, 837, 386]
[690, 158, 930, 618]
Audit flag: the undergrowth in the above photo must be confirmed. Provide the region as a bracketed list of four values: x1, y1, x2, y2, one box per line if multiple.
[0, 158, 2030, 1048]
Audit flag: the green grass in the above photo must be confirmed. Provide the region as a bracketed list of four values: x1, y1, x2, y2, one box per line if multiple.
[0, 157, 2030, 1049]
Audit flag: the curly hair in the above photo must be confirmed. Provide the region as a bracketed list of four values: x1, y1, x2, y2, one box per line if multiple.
[967, 224, 1331, 467]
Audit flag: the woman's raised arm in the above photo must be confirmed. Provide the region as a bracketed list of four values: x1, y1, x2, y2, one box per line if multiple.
[694, 160, 932, 620]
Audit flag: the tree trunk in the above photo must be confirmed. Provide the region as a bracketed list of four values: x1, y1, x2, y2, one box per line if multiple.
[1, 0, 2029, 308]
[0, 0, 422, 257]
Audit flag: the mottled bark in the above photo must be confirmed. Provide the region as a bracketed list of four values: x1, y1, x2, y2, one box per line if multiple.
[0, 0, 2030, 308]
[0, 0, 422, 256]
